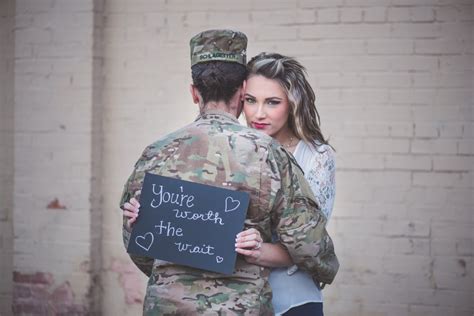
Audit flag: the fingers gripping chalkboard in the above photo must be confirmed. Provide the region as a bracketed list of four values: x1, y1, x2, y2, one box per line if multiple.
[127, 173, 250, 275]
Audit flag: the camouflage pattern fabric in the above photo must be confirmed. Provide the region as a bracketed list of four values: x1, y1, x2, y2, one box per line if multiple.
[190, 29, 247, 66]
[121, 110, 338, 315]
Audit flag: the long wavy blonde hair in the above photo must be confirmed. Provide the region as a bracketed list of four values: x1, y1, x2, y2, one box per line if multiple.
[247, 52, 332, 149]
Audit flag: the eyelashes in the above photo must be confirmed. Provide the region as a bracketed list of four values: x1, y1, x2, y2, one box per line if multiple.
[267, 100, 281, 106]
[244, 97, 255, 104]
[243, 95, 282, 106]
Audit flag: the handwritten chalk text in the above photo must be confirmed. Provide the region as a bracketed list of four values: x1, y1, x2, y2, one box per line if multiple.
[151, 185, 195, 209]
[154, 220, 183, 237]
[174, 242, 215, 256]
[173, 209, 224, 225]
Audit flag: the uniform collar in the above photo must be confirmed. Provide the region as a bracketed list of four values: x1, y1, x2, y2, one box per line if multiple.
[195, 109, 240, 124]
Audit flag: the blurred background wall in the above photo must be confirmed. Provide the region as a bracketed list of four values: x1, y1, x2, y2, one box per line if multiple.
[0, 0, 14, 312]
[0, 0, 472, 315]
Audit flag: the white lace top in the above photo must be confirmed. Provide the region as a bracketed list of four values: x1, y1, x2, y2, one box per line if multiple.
[293, 141, 335, 220]
[269, 141, 336, 315]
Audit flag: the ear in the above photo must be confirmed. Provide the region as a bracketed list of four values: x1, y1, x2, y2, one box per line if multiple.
[241, 80, 247, 100]
[190, 84, 200, 104]
[235, 80, 247, 118]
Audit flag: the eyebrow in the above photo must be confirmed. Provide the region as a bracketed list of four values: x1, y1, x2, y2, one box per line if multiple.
[244, 93, 283, 101]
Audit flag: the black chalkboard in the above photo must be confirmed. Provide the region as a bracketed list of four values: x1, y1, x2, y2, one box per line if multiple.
[127, 173, 250, 275]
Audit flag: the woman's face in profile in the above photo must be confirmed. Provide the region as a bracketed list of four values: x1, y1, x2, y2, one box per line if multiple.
[243, 75, 291, 140]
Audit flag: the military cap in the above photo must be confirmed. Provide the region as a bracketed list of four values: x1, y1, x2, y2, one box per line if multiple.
[190, 29, 247, 67]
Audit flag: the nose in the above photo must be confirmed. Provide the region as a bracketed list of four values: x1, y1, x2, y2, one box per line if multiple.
[255, 104, 266, 119]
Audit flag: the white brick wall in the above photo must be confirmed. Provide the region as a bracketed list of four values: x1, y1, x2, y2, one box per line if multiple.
[6, 0, 97, 314]
[100, 1, 473, 315]
[2, 0, 473, 315]
[0, 0, 14, 314]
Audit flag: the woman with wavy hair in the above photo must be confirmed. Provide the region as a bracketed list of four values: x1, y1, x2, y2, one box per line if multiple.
[235, 52, 336, 316]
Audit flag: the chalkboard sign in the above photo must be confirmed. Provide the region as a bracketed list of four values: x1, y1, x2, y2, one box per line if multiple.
[127, 173, 250, 275]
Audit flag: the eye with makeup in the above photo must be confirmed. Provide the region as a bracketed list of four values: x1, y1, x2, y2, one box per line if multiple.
[267, 98, 282, 106]
[244, 96, 256, 104]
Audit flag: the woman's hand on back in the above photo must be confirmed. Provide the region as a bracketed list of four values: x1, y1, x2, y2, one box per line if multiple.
[122, 197, 140, 231]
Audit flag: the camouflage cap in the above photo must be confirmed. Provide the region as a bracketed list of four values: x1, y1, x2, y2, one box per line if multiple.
[190, 29, 247, 67]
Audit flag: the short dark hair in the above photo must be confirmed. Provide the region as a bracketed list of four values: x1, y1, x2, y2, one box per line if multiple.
[191, 61, 247, 104]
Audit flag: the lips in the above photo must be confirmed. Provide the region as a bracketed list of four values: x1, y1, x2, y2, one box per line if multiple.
[252, 122, 269, 129]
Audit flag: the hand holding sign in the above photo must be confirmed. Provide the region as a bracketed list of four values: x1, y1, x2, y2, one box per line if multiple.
[123, 197, 140, 230]
[127, 173, 249, 275]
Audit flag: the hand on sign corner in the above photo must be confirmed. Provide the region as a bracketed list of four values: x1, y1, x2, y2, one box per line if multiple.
[235, 228, 294, 268]
[123, 197, 140, 231]
[235, 228, 263, 265]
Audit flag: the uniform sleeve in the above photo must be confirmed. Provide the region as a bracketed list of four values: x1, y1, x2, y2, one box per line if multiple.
[269, 146, 339, 285]
[120, 159, 154, 277]
[304, 146, 336, 221]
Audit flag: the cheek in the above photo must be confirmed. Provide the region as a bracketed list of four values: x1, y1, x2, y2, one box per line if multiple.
[273, 107, 290, 124]
[243, 105, 253, 118]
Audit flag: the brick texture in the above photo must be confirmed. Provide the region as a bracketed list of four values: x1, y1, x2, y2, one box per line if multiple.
[0, 1, 14, 314]
[5, 0, 97, 314]
[1, 0, 473, 315]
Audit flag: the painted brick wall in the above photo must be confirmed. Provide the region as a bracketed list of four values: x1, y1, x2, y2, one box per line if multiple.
[0, 0, 14, 314]
[9, 0, 96, 314]
[101, 1, 473, 315]
[2, 0, 473, 315]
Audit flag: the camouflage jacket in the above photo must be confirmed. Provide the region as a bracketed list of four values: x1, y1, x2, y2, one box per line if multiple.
[120, 110, 338, 315]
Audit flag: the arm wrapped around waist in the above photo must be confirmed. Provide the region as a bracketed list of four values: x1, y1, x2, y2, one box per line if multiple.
[277, 196, 339, 285]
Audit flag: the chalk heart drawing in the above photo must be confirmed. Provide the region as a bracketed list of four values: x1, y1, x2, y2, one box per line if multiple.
[135, 232, 154, 251]
[216, 256, 224, 264]
[224, 196, 240, 213]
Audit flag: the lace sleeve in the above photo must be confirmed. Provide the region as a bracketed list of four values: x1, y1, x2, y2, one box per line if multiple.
[304, 145, 336, 221]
